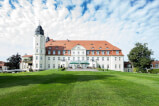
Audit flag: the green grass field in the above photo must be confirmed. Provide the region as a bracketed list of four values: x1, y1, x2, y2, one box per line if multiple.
[0, 70, 159, 106]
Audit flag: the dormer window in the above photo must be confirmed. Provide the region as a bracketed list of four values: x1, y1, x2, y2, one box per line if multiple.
[90, 43, 94, 45]
[63, 50, 66, 54]
[92, 51, 94, 55]
[58, 50, 61, 55]
[116, 50, 119, 55]
[99, 47, 102, 49]
[102, 51, 105, 55]
[97, 51, 99, 55]
[106, 47, 109, 49]
[68, 50, 70, 54]
[107, 51, 110, 55]
[87, 51, 89, 55]
[92, 47, 94, 49]
[48, 50, 51, 55]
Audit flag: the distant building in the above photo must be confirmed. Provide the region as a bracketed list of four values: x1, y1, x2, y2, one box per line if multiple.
[20, 55, 33, 71]
[124, 62, 132, 72]
[20, 25, 124, 71]
[0, 61, 8, 71]
[151, 61, 159, 69]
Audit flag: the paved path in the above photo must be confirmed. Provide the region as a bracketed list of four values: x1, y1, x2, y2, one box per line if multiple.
[66, 68, 98, 71]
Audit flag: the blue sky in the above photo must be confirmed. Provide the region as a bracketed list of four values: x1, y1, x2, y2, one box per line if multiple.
[0, 0, 159, 61]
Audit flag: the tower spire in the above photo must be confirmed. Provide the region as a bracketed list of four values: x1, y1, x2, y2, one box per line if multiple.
[39, 20, 40, 25]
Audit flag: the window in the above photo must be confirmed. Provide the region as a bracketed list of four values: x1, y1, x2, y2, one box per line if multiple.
[97, 51, 99, 55]
[40, 56, 42, 60]
[115, 64, 117, 69]
[36, 49, 38, 53]
[78, 51, 80, 55]
[102, 51, 105, 55]
[53, 64, 55, 68]
[53, 57, 55, 60]
[58, 50, 61, 55]
[73, 52, 75, 54]
[115, 57, 117, 61]
[48, 50, 51, 55]
[156, 64, 158, 68]
[102, 64, 104, 69]
[53, 50, 56, 55]
[99, 47, 102, 49]
[87, 51, 89, 55]
[82, 52, 84, 54]
[68, 57, 70, 60]
[102, 57, 104, 61]
[93, 64, 95, 68]
[116, 50, 119, 55]
[78, 57, 80, 60]
[68, 50, 70, 54]
[92, 51, 94, 55]
[40, 64, 42, 68]
[36, 64, 38, 68]
[48, 57, 50, 60]
[73, 57, 75, 61]
[49, 47, 52, 49]
[119, 57, 121, 61]
[63, 57, 65, 61]
[55, 47, 58, 49]
[63, 50, 66, 54]
[37, 43, 38, 45]
[48, 64, 50, 68]
[92, 47, 94, 49]
[92, 57, 94, 61]
[119, 64, 121, 69]
[58, 57, 60, 60]
[87, 57, 89, 61]
[58, 64, 60, 68]
[106, 47, 109, 49]
[107, 57, 109, 61]
[41, 50, 42, 53]
[97, 57, 99, 61]
[82, 57, 84, 61]
[36, 56, 38, 60]
[107, 51, 110, 55]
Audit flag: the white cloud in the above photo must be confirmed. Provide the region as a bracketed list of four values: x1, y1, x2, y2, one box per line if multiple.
[0, 0, 159, 61]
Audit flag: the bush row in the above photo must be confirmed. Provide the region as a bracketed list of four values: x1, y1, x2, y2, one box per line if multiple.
[148, 69, 159, 74]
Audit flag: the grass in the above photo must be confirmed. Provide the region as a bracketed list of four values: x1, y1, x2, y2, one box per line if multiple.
[0, 70, 159, 106]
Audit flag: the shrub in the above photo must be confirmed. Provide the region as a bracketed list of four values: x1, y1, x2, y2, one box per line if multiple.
[58, 67, 66, 71]
[148, 69, 159, 74]
[97, 68, 106, 71]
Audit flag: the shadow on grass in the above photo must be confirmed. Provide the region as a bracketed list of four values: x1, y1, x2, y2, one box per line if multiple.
[0, 73, 115, 88]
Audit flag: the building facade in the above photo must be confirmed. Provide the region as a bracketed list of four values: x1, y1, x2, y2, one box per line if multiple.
[151, 61, 159, 69]
[21, 25, 124, 71]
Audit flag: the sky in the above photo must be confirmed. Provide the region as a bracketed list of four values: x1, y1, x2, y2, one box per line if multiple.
[0, 0, 159, 61]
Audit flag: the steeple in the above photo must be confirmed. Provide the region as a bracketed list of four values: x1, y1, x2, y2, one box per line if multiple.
[35, 25, 44, 35]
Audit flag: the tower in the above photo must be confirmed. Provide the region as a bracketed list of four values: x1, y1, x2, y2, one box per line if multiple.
[33, 25, 46, 71]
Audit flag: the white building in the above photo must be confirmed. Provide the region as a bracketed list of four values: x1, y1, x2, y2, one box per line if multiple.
[21, 25, 124, 71]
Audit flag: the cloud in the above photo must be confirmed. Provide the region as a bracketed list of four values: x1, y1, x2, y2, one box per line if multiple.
[0, 0, 159, 61]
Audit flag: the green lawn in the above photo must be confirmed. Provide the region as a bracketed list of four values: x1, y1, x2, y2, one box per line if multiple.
[0, 70, 159, 106]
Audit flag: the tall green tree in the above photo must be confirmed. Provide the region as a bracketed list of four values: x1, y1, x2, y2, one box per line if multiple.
[128, 43, 153, 72]
[7, 53, 21, 69]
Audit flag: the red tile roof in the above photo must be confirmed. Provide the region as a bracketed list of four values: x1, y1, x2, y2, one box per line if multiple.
[45, 39, 124, 56]
[22, 55, 33, 57]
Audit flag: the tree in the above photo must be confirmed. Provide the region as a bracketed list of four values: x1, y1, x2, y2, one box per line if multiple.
[128, 43, 153, 72]
[7, 53, 21, 69]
